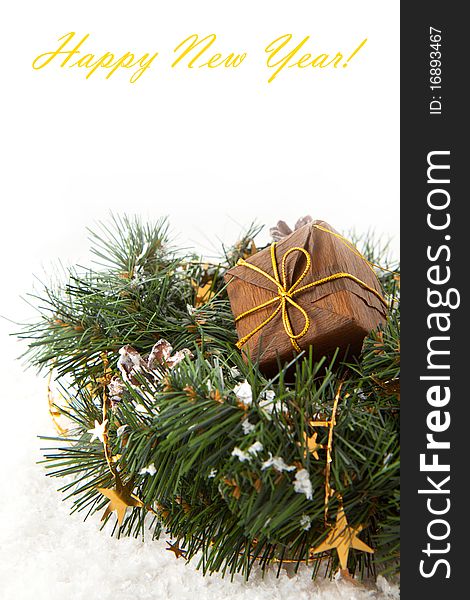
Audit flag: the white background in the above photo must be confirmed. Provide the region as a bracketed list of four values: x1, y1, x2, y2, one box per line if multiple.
[0, 1, 399, 598]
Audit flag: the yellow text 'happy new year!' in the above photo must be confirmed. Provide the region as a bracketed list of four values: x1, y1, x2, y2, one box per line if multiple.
[32, 32, 368, 83]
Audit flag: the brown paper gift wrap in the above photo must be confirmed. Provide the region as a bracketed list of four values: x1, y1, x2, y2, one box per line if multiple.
[224, 220, 387, 372]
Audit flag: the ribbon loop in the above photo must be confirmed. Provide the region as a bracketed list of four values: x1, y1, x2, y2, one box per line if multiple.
[235, 244, 314, 352]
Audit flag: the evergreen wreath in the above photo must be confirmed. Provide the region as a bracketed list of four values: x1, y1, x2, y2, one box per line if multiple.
[18, 215, 400, 581]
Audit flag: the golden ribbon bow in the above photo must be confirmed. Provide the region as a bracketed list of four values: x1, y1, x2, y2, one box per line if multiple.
[234, 240, 386, 352]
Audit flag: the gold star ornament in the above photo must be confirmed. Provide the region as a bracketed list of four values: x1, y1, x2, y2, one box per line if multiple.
[302, 431, 323, 460]
[166, 541, 186, 559]
[97, 474, 144, 526]
[312, 505, 374, 570]
[191, 278, 215, 307]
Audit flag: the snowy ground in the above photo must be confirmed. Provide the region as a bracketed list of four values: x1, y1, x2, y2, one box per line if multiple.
[0, 355, 399, 600]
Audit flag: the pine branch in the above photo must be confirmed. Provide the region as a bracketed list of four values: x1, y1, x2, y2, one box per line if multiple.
[18, 215, 400, 579]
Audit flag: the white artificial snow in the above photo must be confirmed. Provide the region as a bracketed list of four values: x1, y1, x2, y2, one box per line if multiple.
[242, 419, 256, 434]
[233, 380, 253, 406]
[300, 514, 312, 531]
[259, 390, 289, 417]
[0, 372, 400, 600]
[118, 345, 146, 383]
[232, 447, 251, 462]
[139, 463, 157, 476]
[247, 441, 263, 455]
[261, 453, 296, 472]
[259, 389, 276, 413]
[108, 376, 126, 404]
[148, 340, 194, 374]
[293, 469, 313, 500]
[232, 442, 263, 461]
[116, 425, 128, 437]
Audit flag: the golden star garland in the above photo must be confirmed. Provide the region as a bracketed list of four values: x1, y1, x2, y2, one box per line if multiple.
[92, 353, 153, 525]
[93, 354, 168, 528]
[307, 381, 374, 571]
[306, 381, 345, 525]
